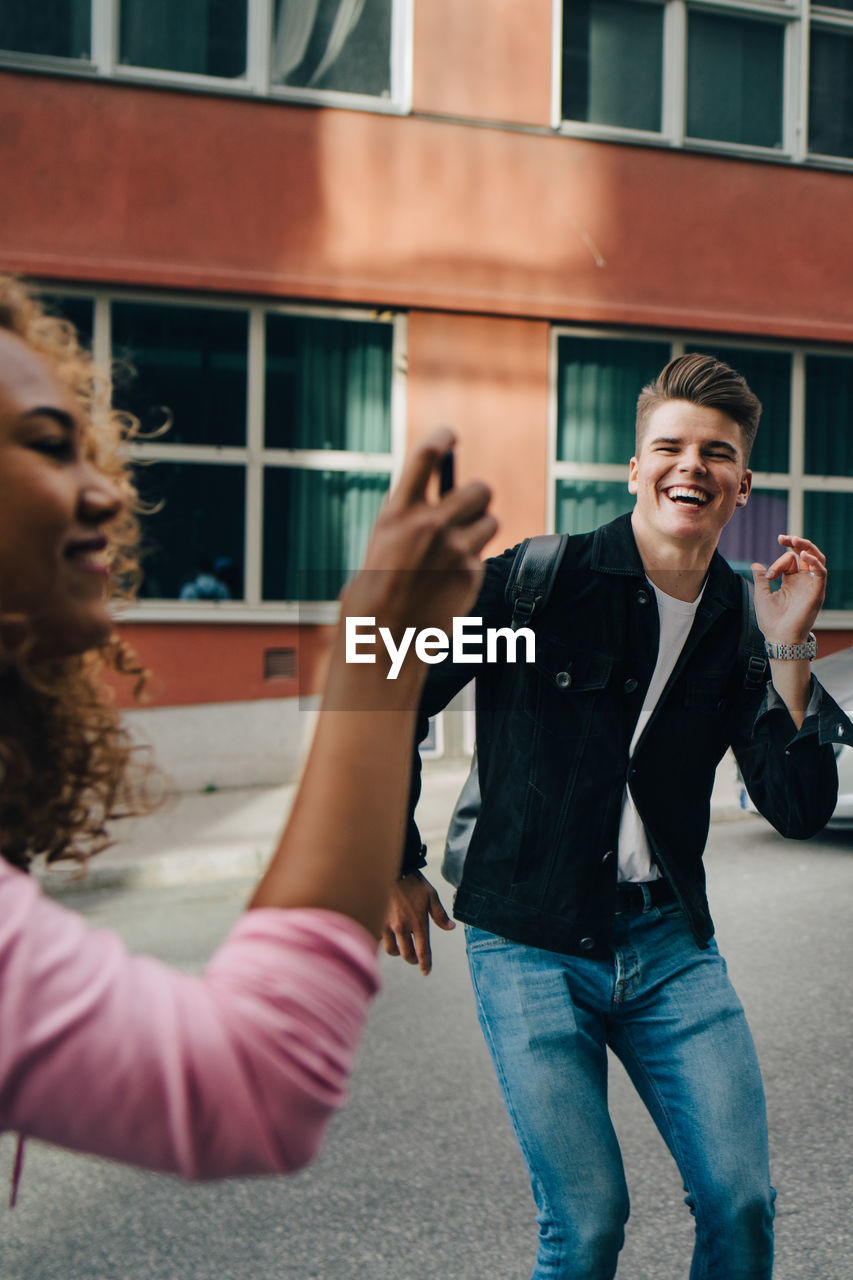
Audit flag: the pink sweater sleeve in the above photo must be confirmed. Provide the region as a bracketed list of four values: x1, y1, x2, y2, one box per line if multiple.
[0, 858, 380, 1179]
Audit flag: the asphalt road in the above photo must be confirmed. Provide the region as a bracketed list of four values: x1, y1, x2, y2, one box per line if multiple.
[2, 816, 852, 1280]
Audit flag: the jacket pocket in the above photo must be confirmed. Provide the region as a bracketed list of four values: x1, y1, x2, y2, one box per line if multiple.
[524, 635, 613, 740]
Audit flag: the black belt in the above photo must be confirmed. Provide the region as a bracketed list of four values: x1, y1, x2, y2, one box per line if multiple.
[614, 878, 677, 913]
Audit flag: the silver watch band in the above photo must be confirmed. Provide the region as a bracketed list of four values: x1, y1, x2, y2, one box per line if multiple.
[764, 632, 817, 661]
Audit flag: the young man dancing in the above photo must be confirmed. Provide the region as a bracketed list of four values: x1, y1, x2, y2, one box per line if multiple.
[384, 354, 850, 1279]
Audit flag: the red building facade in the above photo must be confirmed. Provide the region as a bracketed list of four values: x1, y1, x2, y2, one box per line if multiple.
[1, 0, 851, 783]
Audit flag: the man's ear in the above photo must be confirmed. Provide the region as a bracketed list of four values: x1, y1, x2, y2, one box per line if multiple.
[736, 468, 753, 508]
[627, 456, 639, 494]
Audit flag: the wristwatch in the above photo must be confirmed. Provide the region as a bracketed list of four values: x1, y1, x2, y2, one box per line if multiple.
[764, 632, 817, 661]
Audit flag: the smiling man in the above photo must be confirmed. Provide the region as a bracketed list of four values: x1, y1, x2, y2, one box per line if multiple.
[384, 354, 852, 1279]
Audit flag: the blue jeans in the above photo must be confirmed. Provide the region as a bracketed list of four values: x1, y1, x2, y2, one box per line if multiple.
[465, 901, 775, 1280]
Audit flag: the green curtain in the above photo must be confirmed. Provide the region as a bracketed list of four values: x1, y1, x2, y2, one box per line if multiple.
[804, 492, 853, 611]
[264, 468, 389, 601]
[265, 315, 392, 452]
[556, 336, 670, 465]
[805, 354, 853, 477]
[688, 345, 790, 473]
[555, 480, 635, 536]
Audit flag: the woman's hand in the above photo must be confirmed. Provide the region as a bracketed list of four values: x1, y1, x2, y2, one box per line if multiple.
[340, 427, 497, 662]
[249, 429, 496, 936]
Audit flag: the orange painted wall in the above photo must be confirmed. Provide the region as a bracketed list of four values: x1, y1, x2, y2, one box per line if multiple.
[109, 623, 333, 709]
[407, 311, 550, 549]
[1, 71, 852, 343]
[412, 0, 553, 126]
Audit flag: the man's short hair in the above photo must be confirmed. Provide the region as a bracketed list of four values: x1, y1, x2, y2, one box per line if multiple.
[636, 353, 762, 463]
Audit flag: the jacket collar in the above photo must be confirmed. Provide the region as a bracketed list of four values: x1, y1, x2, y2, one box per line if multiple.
[590, 512, 741, 613]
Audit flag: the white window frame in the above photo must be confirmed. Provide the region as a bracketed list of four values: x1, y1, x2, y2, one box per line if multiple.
[1, 0, 413, 115]
[43, 284, 406, 624]
[553, 0, 853, 171]
[548, 323, 853, 628]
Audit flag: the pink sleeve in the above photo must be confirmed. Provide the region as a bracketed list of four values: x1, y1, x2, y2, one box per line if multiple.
[0, 858, 380, 1179]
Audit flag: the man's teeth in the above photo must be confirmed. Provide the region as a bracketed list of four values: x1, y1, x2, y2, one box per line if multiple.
[667, 488, 708, 506]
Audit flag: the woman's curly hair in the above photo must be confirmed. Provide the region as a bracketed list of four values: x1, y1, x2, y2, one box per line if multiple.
[0, 275, 160, 870]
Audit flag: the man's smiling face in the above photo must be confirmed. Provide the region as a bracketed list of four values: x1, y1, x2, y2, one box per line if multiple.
[628, 399, 752, 559]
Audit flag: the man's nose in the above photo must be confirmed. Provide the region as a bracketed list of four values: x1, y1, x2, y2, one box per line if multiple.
[679, 449, 707, 473]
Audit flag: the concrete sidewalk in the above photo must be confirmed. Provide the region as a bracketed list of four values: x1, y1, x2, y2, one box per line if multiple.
[38, 755, 746, 898]
[37, 760, 475, 897]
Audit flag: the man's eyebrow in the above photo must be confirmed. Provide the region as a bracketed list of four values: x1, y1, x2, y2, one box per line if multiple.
[22, 406, 76, 432]
[649, 435, 738, 455]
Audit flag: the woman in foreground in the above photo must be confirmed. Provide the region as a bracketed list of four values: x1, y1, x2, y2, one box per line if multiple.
[0, 276, 495, 1192]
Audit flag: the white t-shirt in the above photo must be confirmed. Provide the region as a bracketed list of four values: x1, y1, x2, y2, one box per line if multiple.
[617, 581, 703, 883]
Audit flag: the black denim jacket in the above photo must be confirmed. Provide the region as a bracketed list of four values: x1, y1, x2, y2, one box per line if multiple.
[402, 514, 853, 958]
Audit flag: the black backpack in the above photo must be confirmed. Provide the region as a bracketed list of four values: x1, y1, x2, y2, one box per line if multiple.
[441, 534, 568, 886]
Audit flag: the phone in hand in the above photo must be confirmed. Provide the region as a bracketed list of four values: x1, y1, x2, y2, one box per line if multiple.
[439, 448, 455, 495]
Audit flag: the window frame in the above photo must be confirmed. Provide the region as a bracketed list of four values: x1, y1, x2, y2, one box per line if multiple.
[0, 0, 414, 115]
[553, 0, 853, 171]
[548, 322, 853, 627]
[44, 283, 406, 623]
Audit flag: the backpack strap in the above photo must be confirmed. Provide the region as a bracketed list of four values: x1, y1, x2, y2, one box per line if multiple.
[442, 532, 569, 888]
[504, 533, 569, 631]
[739, 575, 769, 691]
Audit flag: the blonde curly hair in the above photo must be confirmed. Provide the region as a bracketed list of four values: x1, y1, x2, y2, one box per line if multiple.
[0, 276, 159, 870]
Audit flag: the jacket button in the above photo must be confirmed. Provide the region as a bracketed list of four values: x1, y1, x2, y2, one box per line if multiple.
[555, 671, 572, 689]
[623, 677, 638, 694]
[602, 850, 614, 864]
[579, 937, 596, 952]
[636, 590, 650, 605]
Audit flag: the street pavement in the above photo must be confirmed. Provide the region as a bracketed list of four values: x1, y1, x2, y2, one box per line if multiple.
[35, 753, 746, 899]
[8, 762, 851, 1279]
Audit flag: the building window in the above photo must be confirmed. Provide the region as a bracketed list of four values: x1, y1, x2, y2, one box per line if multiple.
[809, 25, 853, 161]
[0, 0, 407, 110]
[552, 331, 853, 617]
[112, 301, 249, 445]
[0, 0, 90, 61]
[685, 9, 784, 150]
[44, 289, 399, 610]
[561, 0, 664, 133]
[558, 0, 853, 168]
[270, 0, 393, 99]
[118, 0, 248, 80]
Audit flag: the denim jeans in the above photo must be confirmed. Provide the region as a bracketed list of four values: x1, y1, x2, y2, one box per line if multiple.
[465, 901, 775, 1280]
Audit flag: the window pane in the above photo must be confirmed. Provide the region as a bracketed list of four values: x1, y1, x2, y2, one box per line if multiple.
[135, 462, 245, 600]
[562, 0, 663, 131]
[686, 346, 790, 472]
[40, 294, 95, 348]
[112, 302, 247, 446]
[555, 480, 635, 535]
[119, 0, 247, 78]
[687, 11, 784, 148]
[809, 28, 853, 160]
[263, 468, 389, 601]
[265, 315, 392, 451]
[556, 337, 670, 464]
[271, 0, 392, 98]
[804, 492, 853, 610]
[717, 488, 788, 576]
[0, 0, 90, 58]
[805, 354, 853, 476]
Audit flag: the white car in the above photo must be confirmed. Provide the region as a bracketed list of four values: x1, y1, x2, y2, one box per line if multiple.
[738, 645, 853, 828]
